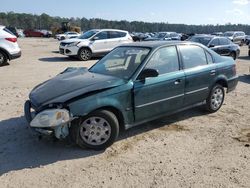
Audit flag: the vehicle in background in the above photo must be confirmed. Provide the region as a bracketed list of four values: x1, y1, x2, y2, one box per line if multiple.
[25, 41, 238, 150]
[180, 33, 195, 41]
[52, 21, 81, 38]
[40, 30, 52, 38]
[59, 29, 133, 61]
[223, 31, 245, 46]
[188, 34, 240, 60]
[24, 29, 46, 37]
[5, 26, 19, 37]
[17, 29, 25, 38]
[245, 35, 250, 45]
[144, 32, 181, 41]
[0, 26, 21, 66]
[211, 32, 223, 36]
[130, 32, 150, 42]
[55, 32, 80, 41]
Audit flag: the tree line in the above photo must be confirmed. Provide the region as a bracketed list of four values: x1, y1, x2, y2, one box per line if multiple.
[0, 12, 250, 34]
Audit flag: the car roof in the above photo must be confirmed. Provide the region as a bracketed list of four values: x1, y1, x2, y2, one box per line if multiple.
[120, 41, 201, 49]
[97, 29, 128, 33]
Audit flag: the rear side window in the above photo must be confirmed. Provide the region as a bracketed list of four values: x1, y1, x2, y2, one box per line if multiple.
[109, 31, 126, 38]
[3, 28, 14, 35]
[179, 45, 207, 69]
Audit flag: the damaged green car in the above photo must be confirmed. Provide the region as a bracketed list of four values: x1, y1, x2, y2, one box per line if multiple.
[25, 41, 238, 150]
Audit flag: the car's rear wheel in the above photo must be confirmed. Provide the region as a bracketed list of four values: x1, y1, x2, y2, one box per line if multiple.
[205, 84, 225, 113]
[230, 52, 236, 60]
[70, 110, 119, 150]
[78, 48, 92, 61]
[0, 51, 7, 66]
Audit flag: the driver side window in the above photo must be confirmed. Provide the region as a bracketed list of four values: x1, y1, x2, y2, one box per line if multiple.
[95, 31, 108, 40]
[145, 46, 179, 75]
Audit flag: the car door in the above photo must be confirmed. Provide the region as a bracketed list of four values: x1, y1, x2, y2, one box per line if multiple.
[209, 38, 221, 55]
[218, 38, 231, 56]
[133, 46, 185, 122]
[91, 31, 109, 53]
[178, 44, 216, 107]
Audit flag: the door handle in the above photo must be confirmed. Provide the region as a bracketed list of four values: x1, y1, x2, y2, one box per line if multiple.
[210, 70, 216, 75]
[174, 79, 182, 85]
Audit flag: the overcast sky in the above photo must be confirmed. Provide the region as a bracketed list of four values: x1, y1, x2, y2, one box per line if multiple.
[1, 0, 250, 25]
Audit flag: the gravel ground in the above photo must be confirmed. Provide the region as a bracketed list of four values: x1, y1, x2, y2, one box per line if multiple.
[0, 38, 250, 188]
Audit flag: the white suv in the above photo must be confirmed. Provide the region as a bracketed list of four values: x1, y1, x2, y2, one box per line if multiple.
[56, 32, 80, 41]
[59, 29, 133, 61]
[0, 26, 21, 66]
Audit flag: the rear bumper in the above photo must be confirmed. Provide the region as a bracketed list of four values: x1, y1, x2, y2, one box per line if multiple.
[227, 76, 238, 93]
[9, 51, 21, 60]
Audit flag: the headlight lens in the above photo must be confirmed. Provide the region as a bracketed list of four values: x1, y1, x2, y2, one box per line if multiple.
[67, 42, 80, 47]
[30, 109, 70, 128]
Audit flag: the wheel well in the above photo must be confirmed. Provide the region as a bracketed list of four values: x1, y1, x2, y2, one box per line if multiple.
[78, 46, 92, 54]
[216, 79, 228, 88]
[94, 106, 125, 131]
[0, 48, 10, 60]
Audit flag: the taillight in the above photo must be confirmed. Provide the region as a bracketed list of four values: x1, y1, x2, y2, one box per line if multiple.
[5, 38, 17, 43]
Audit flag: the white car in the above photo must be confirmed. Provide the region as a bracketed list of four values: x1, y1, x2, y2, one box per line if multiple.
[0, 26, 21, 66]
[55, 32, 80, 40]
[59, 29, 133, 61]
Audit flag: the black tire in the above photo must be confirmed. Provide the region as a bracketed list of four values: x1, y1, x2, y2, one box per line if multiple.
[60, 36, 65, 40]
[230, 52, 236, 60]
[248, 50, 250, 57]
[205, 84, 225, 113]
[0, 51, 8, 67]
[70, 110, 119, 150]
[77, 48, 92, 61]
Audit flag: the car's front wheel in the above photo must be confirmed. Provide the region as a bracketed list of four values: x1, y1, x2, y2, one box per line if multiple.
[70, 110, 119, 150]
[206, 84, 225, 113]
[0, 51, 7, 66]
[78, 48, 92, 61]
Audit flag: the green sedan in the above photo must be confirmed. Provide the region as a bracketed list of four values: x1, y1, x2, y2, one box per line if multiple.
[25, 41, 238, 150]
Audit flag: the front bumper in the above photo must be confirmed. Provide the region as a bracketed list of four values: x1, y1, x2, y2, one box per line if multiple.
[59, 45, 79, 56]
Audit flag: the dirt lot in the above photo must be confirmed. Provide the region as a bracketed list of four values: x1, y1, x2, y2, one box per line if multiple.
[0, 38, 250, 188]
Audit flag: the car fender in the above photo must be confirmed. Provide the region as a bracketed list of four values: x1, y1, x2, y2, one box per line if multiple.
[212, 75, 228, 88]
[68, 83, 134, 125]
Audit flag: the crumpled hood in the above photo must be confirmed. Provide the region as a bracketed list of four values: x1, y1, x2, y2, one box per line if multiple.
[29, 67, 126, 108]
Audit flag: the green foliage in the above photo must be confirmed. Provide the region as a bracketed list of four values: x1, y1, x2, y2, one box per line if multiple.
[0, 12, 250, 34]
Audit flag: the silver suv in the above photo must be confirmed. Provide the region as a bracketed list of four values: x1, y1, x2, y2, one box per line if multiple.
[223, 31, 245, 46]
[59, 29, 133, 61]
[0, 26, 21, 66]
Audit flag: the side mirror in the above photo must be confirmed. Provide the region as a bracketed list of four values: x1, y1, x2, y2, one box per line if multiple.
[138, 68, 159, 80]
[209, 44, 215, 48]
[92, 36, 99, 41]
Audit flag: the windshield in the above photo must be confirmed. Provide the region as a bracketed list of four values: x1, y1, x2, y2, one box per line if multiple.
[79, 30, 98, 39]
[224, 32, 234, 37]
[89, 47, 151, 80]
[189, 36, 212, 46]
